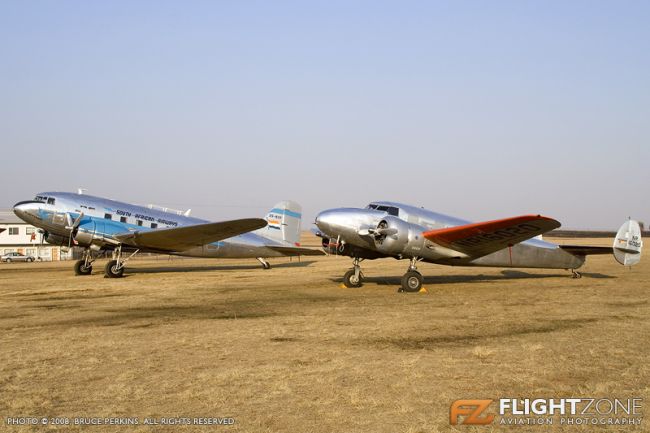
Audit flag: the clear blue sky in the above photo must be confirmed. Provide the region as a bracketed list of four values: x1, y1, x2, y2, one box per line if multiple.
[1, 1, 648, 229]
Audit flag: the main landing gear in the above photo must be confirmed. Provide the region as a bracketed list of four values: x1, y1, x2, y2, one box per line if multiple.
[343, 257, 364, 288]
[341, 256, 425, 292]
[571, 269, 582, 279]
[74, 249, 95, 276]
[104, 245, 139, 278]
[257, 257, 271, 270]
[400, 257, 423, 293]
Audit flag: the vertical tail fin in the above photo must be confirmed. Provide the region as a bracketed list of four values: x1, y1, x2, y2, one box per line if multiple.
[613, 219, 643, 266]
[258, 201, 302, 245]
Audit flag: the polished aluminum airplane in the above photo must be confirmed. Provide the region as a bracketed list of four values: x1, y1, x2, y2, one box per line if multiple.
[13, 191, 322, 277]
[314, 201, 643, 292]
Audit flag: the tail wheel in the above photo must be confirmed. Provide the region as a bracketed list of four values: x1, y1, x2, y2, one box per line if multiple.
[104, 260, 124, 278]
[401, 271, 423, 293]
[343, 269, 363, 288]
[74, 260, 93, 276]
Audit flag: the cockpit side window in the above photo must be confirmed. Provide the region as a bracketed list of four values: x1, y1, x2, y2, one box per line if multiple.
[34, 196, 46, 203]
[47, 198, 55, 205]
[366, 204, 378, 210]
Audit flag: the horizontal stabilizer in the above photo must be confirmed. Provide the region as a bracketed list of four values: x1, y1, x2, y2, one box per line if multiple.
[115, 218, 267, 252]
[266, 246, 326, 257]
[423, 215, 561, 258]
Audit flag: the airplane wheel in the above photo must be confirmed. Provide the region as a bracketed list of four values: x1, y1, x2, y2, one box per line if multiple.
[343, 269, 363, 288]
[401, 271, 423, 293]
[263, 262, 271, 270]
[74, 260, 92, 276]
[105, 260, 124, 278]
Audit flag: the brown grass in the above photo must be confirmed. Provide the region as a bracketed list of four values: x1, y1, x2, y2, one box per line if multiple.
[0, 236, 648, 432]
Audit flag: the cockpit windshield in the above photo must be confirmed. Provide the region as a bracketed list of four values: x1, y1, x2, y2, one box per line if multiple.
[33, 195, 55, 205]
[366, 203, 399, 216]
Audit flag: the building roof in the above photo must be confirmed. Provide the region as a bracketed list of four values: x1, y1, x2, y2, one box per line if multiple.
[0, 210, 25, 224]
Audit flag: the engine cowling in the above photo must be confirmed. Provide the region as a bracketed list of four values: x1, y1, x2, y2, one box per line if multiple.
[373, 216, 412, 255]
[44, 232, 68, 246]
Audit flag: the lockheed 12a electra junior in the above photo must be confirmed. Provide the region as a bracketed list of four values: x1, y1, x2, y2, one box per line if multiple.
[314, 201, 643, 292]
[13, 191, 323, 277]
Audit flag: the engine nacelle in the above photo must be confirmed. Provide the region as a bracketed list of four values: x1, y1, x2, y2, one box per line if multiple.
[73, 229, 100, 248]
[44, 232, 68, 246]
[372, 216, 428, 257]
[373, 216, 412, 255]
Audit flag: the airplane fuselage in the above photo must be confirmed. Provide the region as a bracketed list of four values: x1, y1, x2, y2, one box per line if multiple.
[315, 201, 584, 269]
[14, 192, 292, 258]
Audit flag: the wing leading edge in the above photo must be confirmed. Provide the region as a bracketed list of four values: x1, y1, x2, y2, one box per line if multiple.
[423, 215, 561, 258]
[115, 218, 267, 252]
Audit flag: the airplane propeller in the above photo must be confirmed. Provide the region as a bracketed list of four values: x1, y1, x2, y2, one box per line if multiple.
[65, 212, 84, 249]
[358, 222, 398, 238]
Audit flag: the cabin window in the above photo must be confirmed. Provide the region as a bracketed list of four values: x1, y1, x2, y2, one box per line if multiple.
[120, 217, 127, 223]
[8, 227, 19, 235]
[104, 213, 112, 220]
[136, 220, 143, 226]
[151, 223, 158, 229]
[26, 227, 35, 235]
[47, 198, 55, 205]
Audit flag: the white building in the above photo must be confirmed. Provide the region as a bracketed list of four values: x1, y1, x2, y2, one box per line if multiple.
[0, 210, 73, 261]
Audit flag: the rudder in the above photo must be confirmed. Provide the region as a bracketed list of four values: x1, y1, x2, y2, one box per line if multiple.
[259, 201, 302, 245]
[613, 219, 643, 266]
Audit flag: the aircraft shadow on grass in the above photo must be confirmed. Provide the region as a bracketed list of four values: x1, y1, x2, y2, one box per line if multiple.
[330, 270, 615, 285]
[124, 260, 317, 274]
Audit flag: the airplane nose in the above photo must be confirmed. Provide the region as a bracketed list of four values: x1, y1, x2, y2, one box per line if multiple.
[315, 209, 337, 232]
[13, 201, 41, 222]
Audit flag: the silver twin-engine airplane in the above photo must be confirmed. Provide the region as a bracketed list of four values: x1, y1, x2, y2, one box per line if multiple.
[314, 201, 643, 292]
[13, 191, 323, 277]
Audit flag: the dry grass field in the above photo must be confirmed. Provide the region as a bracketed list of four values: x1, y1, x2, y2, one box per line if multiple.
[0, 235, 648, 433]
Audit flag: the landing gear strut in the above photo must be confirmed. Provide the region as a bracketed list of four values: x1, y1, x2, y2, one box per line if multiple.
[400, 257, 423, 293]
[571, 269, 582, 279]
[257, 257, 271, 270]
[104, 245, 139, 278]
[74, 249, 95, 276]
[343, 257, 364, 288]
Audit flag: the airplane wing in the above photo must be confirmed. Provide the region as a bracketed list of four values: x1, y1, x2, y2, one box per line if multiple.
[114, 218, 267, 252]
[558, 245, 613, 255]
[422, 215, 561, 258]
[266, 245, 326, 256]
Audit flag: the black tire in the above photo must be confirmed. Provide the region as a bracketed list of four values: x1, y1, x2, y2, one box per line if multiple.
[104, 260, 124, 278]
[27, 257, 34, 263]
[401, 271, 423, 293]
[262, 262, 271, 270]
[343, 269, 363, 288]
[74, 260, 92, 276]
[5, 258, 11, 263]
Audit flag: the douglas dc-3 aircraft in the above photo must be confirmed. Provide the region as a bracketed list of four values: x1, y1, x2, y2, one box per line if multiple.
[314, 201, 643, 292]
[13, 191, 322, 277]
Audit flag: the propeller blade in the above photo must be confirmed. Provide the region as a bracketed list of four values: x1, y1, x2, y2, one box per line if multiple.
[66, 212, 84, 229]
[376, 227, 397, 236]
